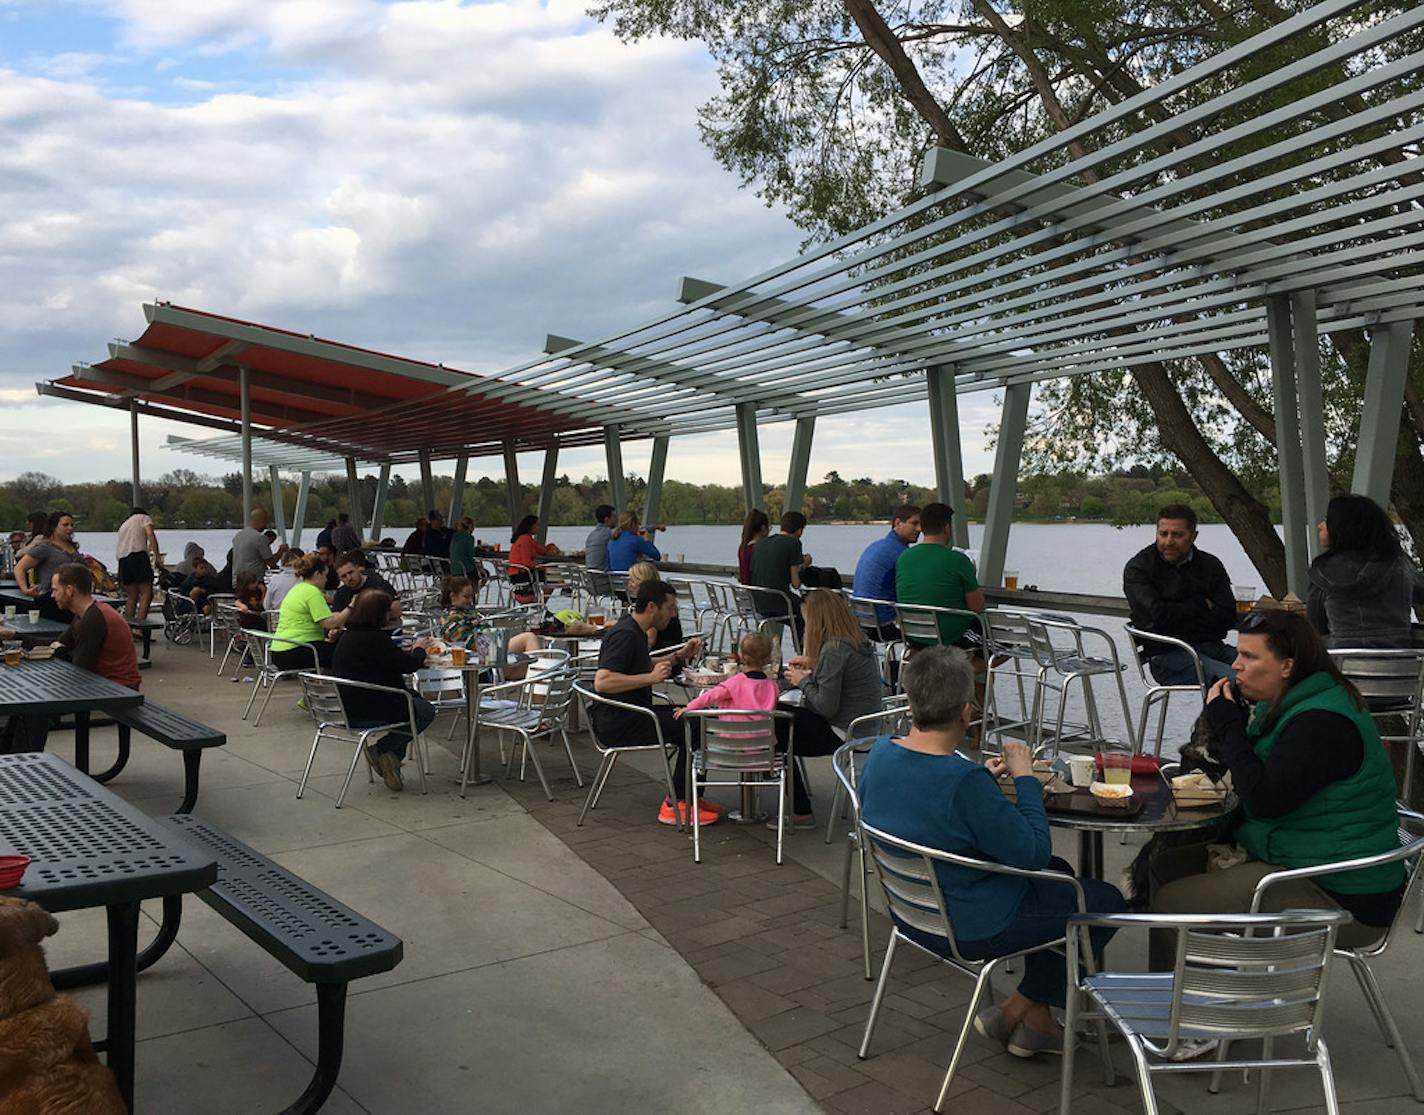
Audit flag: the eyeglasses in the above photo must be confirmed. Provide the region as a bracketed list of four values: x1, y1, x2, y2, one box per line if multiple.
[1239, 611, 1269, 631]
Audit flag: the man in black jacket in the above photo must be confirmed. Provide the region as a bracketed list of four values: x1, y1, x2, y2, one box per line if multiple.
[1123, 504, 1237, 685]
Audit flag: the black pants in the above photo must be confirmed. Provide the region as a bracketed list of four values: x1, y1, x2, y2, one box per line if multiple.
[596, 705, 699, 799]
[774, 706, 842, 813]
[862, 622, 900, 643]
[272, 641, 335, 672]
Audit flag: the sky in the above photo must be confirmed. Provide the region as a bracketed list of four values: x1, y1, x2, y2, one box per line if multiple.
[0, 0, 1006, 490]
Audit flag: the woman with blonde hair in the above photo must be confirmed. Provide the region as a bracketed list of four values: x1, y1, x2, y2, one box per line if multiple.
[778, 588, 884, 825]
[608, 511, 661, 572]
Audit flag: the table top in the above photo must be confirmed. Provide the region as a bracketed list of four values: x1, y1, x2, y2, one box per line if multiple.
[0, 656, 144, 716]
[4, 616, 71, 641]
[0, 753, 217, 913]
[1009, 769, 1237, 834]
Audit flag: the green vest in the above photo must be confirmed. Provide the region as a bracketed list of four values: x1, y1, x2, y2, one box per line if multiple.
[1234, 672, 1403, 895]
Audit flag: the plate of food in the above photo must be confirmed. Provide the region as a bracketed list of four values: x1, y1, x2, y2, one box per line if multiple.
[1170, 770, 1232, 804]
[681, 669, 725, 687]
[24, 646, 54, 660]
[1089, 781, 1134, 808]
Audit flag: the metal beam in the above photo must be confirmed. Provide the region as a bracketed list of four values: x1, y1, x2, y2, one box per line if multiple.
[1267, 294, 1309, 596]
[537, 446, 560, 542]
[604, 426, 626, 510]
[643, 435, 670, 530]
[418, 453, 434, 516]
[291, 471, 311, 548]
[927, 365, 970, 548]
[449, 454, 469, 523]
[979, 383, 1031, 588]
[129, 399, 141, 507]
[239, 366, 253, 523]
[504, 441, 523, 527]
[268, 466, 287, 545]
[1352, 320, 1416, 505]
[735, 402, 764, 515]
[1292, 290, 1328, 560]
[345, 458, 365, 541]
[784, 417, 815, 518]
[370, 465, 391, 542]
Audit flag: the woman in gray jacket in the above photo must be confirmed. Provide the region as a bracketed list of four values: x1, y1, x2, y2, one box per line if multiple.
[1307, 495, 1424, 649]
[778, 588, 885, 825]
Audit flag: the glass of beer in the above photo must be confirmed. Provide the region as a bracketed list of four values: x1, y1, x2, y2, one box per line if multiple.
[450, 644, 466, 667]
[1003, 569, 1020, 591]
[1233, 585, 1257, 614]
[1099, 745, 1132, 785]
[589, 613, 605, 627]
[3, 641, 21, 667]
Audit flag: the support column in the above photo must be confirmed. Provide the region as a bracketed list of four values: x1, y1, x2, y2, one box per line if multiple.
[784, 418, 815, 519]
[449, 454, 469, 523]
[369, 464, 391, 541]
[536, 445, 560, 543]
[129, 400, 141, 507]
[503, 441, 522, 527]
[239, 366, 253, 522]
[345, 458, 365, 541]
[604, 426, 626, 510]
[927, 365, 970, 548]
[643, 435, 670, 532]
[268, 466, 287, 545]
[735, 402, 763, 515]
[1353, 320, 1416, 506]
[978, 383, 1031, 589]
[1267, 294, 1309, 597]
[1292, 292, 1328, 561]
[291, 471, 312, 548]
[418, 453, 434, 516]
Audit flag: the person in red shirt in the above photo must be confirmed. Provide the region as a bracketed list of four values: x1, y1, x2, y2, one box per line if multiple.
[507, 515, 561, 598]
[52, 563, 142, 690]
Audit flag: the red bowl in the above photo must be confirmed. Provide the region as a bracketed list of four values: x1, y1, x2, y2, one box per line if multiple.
[0, 855, 31, 889]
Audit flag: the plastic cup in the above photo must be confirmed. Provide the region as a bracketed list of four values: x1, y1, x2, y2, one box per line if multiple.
[26, 611, 38, 625]
[2, 606, 14, 620]
[1233, 584, 1257, 614]
[1003, 570, 1020, 590]
[1068, 754, 1096, 788]
[1099, 746, 1132, 785]
[2, 641, 20, 667]
[450, 645, 466, 667]
[589, 613, 605, 627]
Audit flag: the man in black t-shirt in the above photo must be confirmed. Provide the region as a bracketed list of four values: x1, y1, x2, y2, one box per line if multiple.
[332, 551, 398, 615]
[593, 580, 720, 828]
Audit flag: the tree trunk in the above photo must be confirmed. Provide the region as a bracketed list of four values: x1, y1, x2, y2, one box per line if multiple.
[1133, 361, 1288, 592]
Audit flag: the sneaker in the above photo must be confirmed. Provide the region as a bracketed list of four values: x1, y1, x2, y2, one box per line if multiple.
[658, 799, 719, 826]
[974, 1005, 1014, 1044]
[363, 745, 381, 776]
[1007, 1023, 1063, 1059]
[377, 751, 403, 792]
[765, 813, 815, 831]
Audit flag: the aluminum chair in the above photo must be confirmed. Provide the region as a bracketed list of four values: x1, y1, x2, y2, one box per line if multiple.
[682, 708, 794, 864]
[213, 602, 254, 678]
[1330, 648, 1424, 804]
[1227, 806, 1424, 1104]
[1124, 624, 1210, 759]
[857, 821, 1113, 1112]
[462, 668, 582, 800]
[826, 698, 912, 844]
[573, 681, 681, 827]
[241, 630, 323, 727]
[979, 608, 1047, 749]
[295, 672, 431, 807]
[203, 593, 234, 658]
[1063, 909, 1351, 1115]
[1023, 614, 1137, 756]
[411, 667, 468, 739]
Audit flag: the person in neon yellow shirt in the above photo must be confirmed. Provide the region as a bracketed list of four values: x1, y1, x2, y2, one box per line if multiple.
[272, 554, 350, 670]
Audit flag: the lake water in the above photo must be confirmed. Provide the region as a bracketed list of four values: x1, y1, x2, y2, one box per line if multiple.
[66, 520, 1269, 599]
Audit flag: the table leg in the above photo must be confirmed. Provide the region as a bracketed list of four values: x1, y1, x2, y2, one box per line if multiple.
[460, 676, 490, 794]
[74, 710, 91, 774]
[106, 900, 140, 1111]
[1077, 831, 1104, 879]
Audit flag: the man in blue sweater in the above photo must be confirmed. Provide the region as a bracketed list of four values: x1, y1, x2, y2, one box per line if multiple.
[851, 504, 921, 640]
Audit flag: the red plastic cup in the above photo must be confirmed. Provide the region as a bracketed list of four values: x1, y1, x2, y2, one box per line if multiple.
[0, 855, 31, 889]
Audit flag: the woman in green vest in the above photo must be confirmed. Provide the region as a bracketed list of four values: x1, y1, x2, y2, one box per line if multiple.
[1149, 609, 1405, 969]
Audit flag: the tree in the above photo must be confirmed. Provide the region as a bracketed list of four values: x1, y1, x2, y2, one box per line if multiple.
[592, 0, 1423, 593]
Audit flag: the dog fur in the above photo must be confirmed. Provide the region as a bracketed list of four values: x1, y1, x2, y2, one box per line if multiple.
[0, 897, 125, 1114]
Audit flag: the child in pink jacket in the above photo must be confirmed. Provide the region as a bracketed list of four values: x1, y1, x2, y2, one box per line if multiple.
[678, 632, 779, 719]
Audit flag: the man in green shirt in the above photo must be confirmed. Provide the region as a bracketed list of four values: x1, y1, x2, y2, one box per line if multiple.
[894, 502, 985, 647]
[750, 511, 811, 638]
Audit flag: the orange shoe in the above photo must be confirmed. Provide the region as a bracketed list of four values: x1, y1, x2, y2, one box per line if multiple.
[699, 799, 725, 816]
[658, 799, 721, 826]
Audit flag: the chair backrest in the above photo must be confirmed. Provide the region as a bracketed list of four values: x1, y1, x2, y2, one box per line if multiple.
[412, 667, 465, 703]
[571, 681, 666, 751]
[1123, 623, 1207, 689]
[681, 708, 790, 775]
[849, 596, 891, 632]
[1330, 648, 1424, 711]
[856, 820, 964, 961]
[213, 602, 246, 638]
[298, 672, 349, 729]
[980, 608, 1038, 658]
[896, 603, 951, 646]
[529, 669, 579, 726]
[846, 698, 913, 742]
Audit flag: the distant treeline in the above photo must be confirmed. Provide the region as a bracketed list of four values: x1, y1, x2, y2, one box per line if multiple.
[0, 465, 1272, 534]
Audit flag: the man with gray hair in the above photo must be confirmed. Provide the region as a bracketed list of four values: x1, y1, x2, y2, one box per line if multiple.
[857, 646, 1125, 1060]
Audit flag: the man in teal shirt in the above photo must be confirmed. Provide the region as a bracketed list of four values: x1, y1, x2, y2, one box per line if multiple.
[895, 502, 984, 647]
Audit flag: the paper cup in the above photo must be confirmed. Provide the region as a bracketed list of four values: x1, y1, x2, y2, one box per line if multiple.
[1068, 755, 1096, 788]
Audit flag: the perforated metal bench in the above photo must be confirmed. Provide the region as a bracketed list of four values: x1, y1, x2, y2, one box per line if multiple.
[154, 814, 403, 1115]
[92, 702, 226, 812]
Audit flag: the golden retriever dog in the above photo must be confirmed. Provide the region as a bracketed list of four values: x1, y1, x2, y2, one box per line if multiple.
[0, 898, 125, 1114]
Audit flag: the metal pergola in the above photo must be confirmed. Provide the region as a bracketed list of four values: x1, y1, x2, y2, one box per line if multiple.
[43, 0, 1424, 589]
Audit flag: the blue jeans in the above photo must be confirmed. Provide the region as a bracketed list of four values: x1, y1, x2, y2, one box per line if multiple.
[353, 696, 436, 759]
[898, 857, 1125, 1008]
[1149, 640, 1235, 686]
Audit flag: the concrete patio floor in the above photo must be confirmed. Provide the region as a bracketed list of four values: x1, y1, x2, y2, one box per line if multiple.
[32, 631, 1424, 1114]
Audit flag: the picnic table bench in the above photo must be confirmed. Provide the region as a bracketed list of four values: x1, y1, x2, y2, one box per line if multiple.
[101, 703, 227, 812]
[155, 814, 403, 1114]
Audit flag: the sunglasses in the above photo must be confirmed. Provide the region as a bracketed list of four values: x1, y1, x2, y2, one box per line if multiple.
[1239, 611, 1269, 631]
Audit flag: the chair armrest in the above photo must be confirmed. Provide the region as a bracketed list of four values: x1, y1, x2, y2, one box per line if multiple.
[573, 682, 668, 745]
[1248, 835, 1424, 912]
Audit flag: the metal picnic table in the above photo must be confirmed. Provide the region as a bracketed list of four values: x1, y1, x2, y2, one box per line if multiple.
[0, 655, 143, 769]
[0, 752, 218, 1111]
